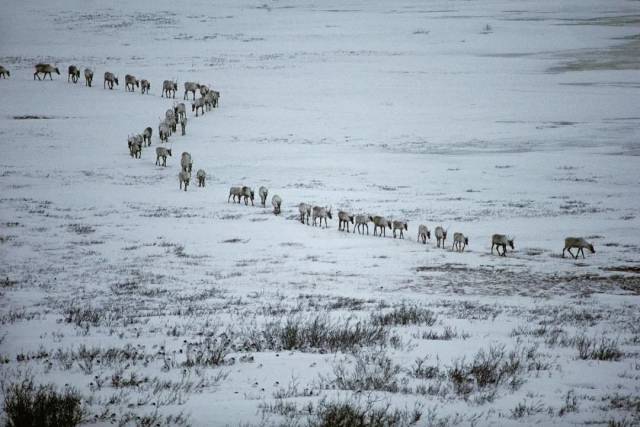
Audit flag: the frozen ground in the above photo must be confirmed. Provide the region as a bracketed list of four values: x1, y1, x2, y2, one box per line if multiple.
[1, 0, 639, 425]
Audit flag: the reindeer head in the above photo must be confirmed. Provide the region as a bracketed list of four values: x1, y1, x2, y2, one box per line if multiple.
[326, 207, 332, 220]
[588, 243, 595, 254]
[403, 222, 408, 231]
[54, 67, 60, 75]
[386, 220, 392, 229]
[464, 237, 469, 245]
[167, 149, 172, 157]
[426, 229, 431, 239]
[508, 237, 515, 249]
[349, 215, 354, 224]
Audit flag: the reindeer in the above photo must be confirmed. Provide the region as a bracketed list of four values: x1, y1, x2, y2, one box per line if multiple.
[417, 225, 431, 244]
[125, 74, 139, 92]
[372, 216, 392, 237]
[563, 237, 595, 259]
[158, 122, 170, 143]
[184, 82, 201, 100]
[84, 68, 93, 86]
[354, 215, 370, 234]
[192, 97, 205, 117]
[259, 186, 268, 207]
[155, 147, 172, 167]
[241, 186, 255, 206]
[312, 206, 332, 228]
[392, 220, 408, 239]
[272, 195, 282, 215]
[228, 187, 243, 203]
[162, 80, 177, 98]
[103, 72, 118, 89]
[67, 65, 80, 83]
[491, 234, 514, 257]
[140, 79, 151, 94]
[180, 152, 193, 173]
[196, 169, 206, 187]
[179, 171, 190, 191]
[174, 103, 187, 121]
[338, 211, 354, 232]
[34, 63, 60, 80]
[0, 65, 10, 78]
[298, 203, 312, 225]
[435, 226, 448, 248]
[452, 233, 469, 252]
[143, 127, 153, 146]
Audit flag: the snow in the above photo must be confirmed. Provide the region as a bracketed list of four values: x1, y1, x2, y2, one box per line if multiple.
[1, 0, 639, 425]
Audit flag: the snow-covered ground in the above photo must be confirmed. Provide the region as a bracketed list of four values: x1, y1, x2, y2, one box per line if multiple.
[1, 0, 639, 425]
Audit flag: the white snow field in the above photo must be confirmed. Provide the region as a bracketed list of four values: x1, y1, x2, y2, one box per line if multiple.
[1, 0, 639, 425]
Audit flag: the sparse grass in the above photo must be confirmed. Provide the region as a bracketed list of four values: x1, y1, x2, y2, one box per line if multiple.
[371, 304, 436, 327]
[2, 378, 86, 427]
[576, 336, 623, 361]
[262, 315, 390, 352]
[332, 351, 401, 392]
[447, 344, 547, 400]
[310, 399, 422, 427]
[183, 338, 228, 367]
[418, 326, 469, 340]
[67, 223, 95, 234]
[558, 390, 578, 416]
[511, 399, 545, 419]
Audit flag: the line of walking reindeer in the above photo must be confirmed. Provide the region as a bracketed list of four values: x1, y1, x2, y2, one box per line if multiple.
[227, 187, 597, 258]
[4, 63, 598, 260]
[126, 80, 220, 191]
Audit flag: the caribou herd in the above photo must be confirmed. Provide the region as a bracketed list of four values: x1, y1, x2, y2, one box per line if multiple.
[0, 63, 597, 259]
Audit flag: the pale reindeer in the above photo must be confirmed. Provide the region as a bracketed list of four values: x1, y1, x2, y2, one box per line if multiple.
[184, 82, 201, 100]
[563, 237, 595, 259]
[162, 80, 177, 98]
[491, 234, 514, 257]
[392, 220, 408, 239]
[180, 152, 193, 173]
[140, 79, 151, 94]
[155, 147, 172, 166]
[34, 63, 60, 80]
[298, 203, 312, 225]
[338, 211, 354, 232]
[241, 186, 255, 206]
[417, 225, 431, 244]
[125, 74, 139, 92]
[354, 215, 370, 234]
[192, 97, 205, 116]
[435, 226, 448, 248]
[228, 187, 242, 203]
[179, 171, 190, 191]
[372, 216, 392, 237]
[312, 206, 332, 228]
[103, 72, 118, 89]
[452, 232, 469, 252]
[272, 195, 282, 215]
[143, 127, 153, 146]
[84, 68, 93, 86]
[259, 186, 268, 207]
[196, 169, 206, 187]
[174, 103, 187, 121]
[67, 65, 80, 83]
